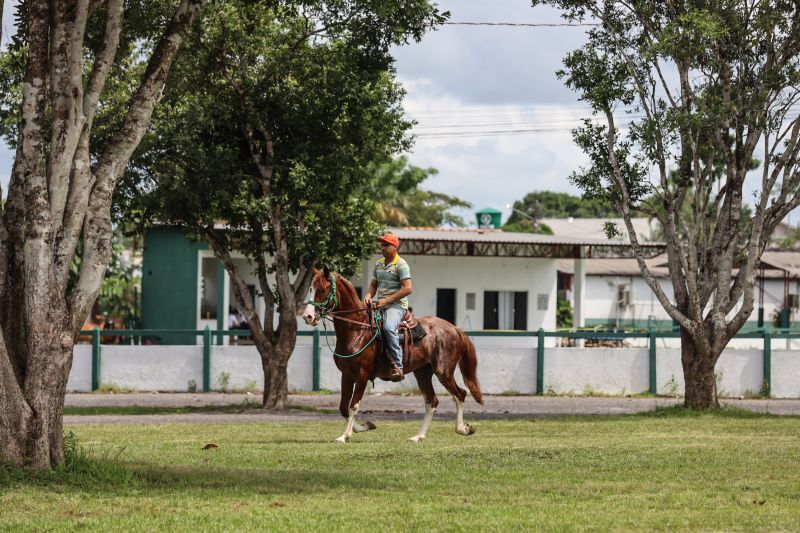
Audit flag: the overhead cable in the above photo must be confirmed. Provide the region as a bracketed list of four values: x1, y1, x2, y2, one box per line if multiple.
[443, 21, 599, 27]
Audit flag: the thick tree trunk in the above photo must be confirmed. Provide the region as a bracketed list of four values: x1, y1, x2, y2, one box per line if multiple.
[257, 313, 298, 411]
[0, 338, 73, 469]
[0, 0, 204, 472]
[680, 328, 720, 409]
[262, 355, 290, 410]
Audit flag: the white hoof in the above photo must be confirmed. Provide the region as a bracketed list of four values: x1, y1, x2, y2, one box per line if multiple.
[334, 435, 349, 444]
[408, 435, 425, 443]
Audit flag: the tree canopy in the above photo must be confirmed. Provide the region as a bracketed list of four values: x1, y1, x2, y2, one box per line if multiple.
[536, 0, 800, 408]
[506, 191, 620, 224]
[502, 190, 617, 233]
[369, 156, 471, 227]
[124, 0, 446, 408]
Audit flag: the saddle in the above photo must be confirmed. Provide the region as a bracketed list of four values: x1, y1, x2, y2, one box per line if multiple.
[377, 308, 427, 365]
[398, 309, 427, 345]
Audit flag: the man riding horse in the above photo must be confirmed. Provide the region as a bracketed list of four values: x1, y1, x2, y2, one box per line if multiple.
[363, 232, 411, 382]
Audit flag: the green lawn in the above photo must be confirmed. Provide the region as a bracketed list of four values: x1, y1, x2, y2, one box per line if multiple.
[2, 409, 800, 532]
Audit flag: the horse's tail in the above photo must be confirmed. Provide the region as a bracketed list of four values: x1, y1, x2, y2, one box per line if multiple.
[457, 330, 483, 405]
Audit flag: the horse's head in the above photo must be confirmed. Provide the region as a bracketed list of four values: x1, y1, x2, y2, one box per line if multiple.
[302, 265, 337, 326]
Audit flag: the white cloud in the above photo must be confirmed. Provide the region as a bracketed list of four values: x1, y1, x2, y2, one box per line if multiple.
[398, 77, 593, 224]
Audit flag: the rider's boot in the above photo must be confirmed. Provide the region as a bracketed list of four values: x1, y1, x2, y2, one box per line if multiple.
[389, 363, 404, 382]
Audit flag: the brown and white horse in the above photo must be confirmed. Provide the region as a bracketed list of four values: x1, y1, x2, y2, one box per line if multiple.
[303, 266, 483, 443]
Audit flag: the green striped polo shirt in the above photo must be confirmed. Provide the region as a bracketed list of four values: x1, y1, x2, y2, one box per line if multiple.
[372, 254, 411, 309]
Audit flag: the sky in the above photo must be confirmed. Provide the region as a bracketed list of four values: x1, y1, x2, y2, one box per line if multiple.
[391, 0, 594, 226]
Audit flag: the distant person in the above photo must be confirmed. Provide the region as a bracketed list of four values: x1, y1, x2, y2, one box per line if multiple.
[235, 310, 249, 330]
[228, 306, 240, 329]
[229, 306, 240, 345]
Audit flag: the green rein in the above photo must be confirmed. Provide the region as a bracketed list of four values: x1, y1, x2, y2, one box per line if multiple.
[307, 274, 382, 359]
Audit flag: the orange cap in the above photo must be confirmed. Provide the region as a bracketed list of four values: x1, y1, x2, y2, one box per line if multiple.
[377, 233, 400, 247]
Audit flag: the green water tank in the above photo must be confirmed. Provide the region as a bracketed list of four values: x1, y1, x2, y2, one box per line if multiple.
[476, 208, 503, 229]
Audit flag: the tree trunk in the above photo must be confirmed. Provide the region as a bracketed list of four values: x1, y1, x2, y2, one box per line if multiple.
[680, 328, 720, 409]
[0, 339, 74, 469]
[257, 313, 298, 411]
[262, 355, 289, 410]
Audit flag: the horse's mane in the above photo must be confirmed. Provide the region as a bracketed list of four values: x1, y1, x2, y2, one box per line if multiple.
[333, 272, 360, 302]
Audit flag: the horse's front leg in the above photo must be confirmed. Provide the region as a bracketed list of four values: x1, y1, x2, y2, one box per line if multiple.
[335, 376, 369, 444]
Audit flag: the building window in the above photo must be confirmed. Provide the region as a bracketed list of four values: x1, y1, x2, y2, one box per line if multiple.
[483, 291, 528, 330]
[537, 293, 549, 311]
[466, 292, 476, 310]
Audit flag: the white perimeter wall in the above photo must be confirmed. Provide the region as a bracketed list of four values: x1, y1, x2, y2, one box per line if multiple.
[68, 338, 800, 398]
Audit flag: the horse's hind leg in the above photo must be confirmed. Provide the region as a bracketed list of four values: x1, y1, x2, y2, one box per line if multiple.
[437, 373, 474, 436]
[409, 365, 439, 443]
[335, 376, 368, 444]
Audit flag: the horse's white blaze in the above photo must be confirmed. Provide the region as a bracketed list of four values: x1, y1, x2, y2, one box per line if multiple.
[335, 403, 360, 443]
[409, 403, 435, 443]
[302, 284, 318, 324]
[302, 302, 316, 323]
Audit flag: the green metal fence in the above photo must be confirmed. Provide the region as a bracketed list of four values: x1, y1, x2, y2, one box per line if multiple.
[81, 326, 800, 395]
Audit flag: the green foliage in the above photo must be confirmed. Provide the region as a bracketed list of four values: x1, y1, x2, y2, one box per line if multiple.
[556, 298, 573, 329]
[96, 236, 140, 321]
[124, 1, 446, 281]
[67, 230, 140, 324]
[503, 190, 615, 233]
[506, 191, 620, 224]
[532, 0, 800, 245]
[368, 156, 471, 227]
[501, 219, 553, 234]
[0, 0, 181, 152]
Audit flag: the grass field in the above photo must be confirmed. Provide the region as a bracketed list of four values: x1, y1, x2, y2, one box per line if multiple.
[2, 408, 800, 532]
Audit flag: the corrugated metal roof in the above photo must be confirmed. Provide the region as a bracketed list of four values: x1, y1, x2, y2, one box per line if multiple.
[392, 227, 664, 248]
[760, 250, 800, 277]
[557, 251, 800, 279]
[557, 258, 670, 277]
[540, 217, 657, 242]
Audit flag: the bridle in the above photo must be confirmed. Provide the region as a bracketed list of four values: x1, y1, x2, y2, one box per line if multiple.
[307, 273, 383, 358]
[307, 274, 339, 319]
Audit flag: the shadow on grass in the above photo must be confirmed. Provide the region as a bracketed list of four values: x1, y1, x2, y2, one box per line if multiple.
[63, 400, 263, 416]
[0, 432, 389, 496]
[635, 405, 785, 419]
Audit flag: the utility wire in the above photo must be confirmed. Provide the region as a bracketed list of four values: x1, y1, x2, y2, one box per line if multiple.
[443, 21, 599, 27]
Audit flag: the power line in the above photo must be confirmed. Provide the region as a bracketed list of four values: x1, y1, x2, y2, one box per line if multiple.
[443, 21, 598, 27]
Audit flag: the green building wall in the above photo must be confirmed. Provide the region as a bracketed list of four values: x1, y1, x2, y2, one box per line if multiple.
[141, 227, 224, 344]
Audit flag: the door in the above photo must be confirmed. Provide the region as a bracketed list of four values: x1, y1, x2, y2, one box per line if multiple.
[436, 288, 457, 325]
[483, 291, 499, 329]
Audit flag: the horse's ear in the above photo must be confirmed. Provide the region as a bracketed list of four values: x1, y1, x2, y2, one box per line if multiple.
[322, 264, 331, 278]
[312, 266, 321, 276]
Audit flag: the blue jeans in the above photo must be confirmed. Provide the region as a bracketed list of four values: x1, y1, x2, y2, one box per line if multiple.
[382, 303, 405, 369]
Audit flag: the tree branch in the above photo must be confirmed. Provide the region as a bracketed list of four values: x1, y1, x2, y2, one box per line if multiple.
[48, 0, 91, 230]
[70, 0, 208, 333]
[55, 0, 125, 289]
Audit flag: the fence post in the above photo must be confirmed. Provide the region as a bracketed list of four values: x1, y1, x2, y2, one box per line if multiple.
[91, 327, 101, 391]
[312, 328, 321, 391]
[649, 327, 657, 395]
[203, 326, 212, 392]
[536, 328, 545, 395]
[763, 330, 771, 397]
